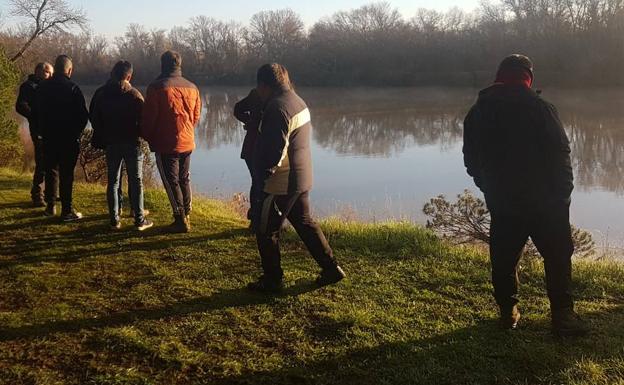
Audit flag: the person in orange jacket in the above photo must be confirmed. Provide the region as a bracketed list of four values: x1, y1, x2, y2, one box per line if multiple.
[142, 51, 201, 233]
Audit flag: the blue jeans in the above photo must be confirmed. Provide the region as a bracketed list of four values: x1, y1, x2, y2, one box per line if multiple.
[106, 143, 145, 225]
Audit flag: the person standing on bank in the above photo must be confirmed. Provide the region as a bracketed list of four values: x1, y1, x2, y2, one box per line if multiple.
[248, 63, 345, 293]
[89, 60, 154, 231]
[15, 62, 56, 207]
[463, 54, 589, 336]
[34, 55, 88, 221]
[233, 88, 263, 227]
[142, 51, 201, 233]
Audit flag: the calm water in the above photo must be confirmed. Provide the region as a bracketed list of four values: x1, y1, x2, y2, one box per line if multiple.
[20, 86, 624, 247]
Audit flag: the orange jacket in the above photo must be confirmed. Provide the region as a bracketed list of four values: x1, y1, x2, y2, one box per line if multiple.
[141, 71, 201, 154]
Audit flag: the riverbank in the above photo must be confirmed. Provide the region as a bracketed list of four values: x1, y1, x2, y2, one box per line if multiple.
[1, 167, 624, 385]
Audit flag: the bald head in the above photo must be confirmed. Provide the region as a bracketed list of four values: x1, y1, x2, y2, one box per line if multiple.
[54, 55, 73, 78]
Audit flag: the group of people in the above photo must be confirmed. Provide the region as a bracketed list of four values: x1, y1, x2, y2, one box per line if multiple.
[16, 51, 588, 336]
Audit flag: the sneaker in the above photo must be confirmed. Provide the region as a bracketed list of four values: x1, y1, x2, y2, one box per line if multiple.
[135, 219, 154, 231]
[61, 210, 83, 222]
[499, 305, 521, 330]
[247, 276, 284, 293]
[316, 265, 346, 287]
[44, 203, 56, 217]
[110, 220, 122, 230]
[552, 308, 590, 337]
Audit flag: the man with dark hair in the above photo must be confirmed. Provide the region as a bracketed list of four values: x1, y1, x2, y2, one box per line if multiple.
[34, 55, 88, 221]
[233, 88, 263, 227]
[142, 50, 201, 233]
[248, 63, 345, 293]
[90, 60, 153, 231]
[463, 54, 589, 336]
[15, 62, 55, 207]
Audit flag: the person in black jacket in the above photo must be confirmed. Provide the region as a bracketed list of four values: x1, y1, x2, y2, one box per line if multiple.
[463, 54, 588, 336]
[15, 62, 56, 206]
[233, 88, 263, 226]
[34, 55, 88, 221]
[89, 60, 153, 231]
[247, 63, 345, 293]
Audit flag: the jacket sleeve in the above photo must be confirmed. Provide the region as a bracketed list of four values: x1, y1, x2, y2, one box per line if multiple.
[72, 86, 89, 140]
[258, 105, 289, 177]
[88, 89, 105, 149]
[463, 104, 484, 190]
[133, 90, 145, 132]
[15, 82, 33, 119]
[541, 102, 574, 201]
[234, 94, 251, 125]
[192, 88, 201, 127]
[141, 85, 159, 144]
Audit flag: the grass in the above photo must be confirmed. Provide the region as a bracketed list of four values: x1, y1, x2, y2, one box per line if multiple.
[1, 168, 624, 385]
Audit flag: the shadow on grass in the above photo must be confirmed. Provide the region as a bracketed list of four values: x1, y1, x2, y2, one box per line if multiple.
[0, 227, 252, 267]
[221, 305, 624, 385]
[0, 281, 320, 342]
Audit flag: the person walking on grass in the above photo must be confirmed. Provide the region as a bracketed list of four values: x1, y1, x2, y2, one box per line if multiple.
[233, 88, 263, 229]
[89, 60, 154, 231]
[247, 63, 345, 293]
[34, 55, 88, 222]
[463, 54, 589, 337]
[141, 51, 201, 233]
[15, 62, 57, 207]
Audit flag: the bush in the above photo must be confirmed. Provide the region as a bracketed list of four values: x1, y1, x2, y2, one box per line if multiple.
[423, 190, 596, 258]
[0, 48, 23, 167]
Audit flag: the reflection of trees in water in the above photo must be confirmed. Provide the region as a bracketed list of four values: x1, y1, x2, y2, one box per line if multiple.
[195, 90, 246, 149]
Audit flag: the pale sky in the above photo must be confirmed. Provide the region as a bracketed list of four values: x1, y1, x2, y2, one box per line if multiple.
[0, 0, 481, 38]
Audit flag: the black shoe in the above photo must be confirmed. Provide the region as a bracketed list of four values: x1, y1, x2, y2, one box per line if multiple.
[499, 305, 521, 330]
[552, 308, 590, 337]
[61, 210, 83, 222]
[316, 265, 346, 287]
[247, 276, 284, 293]
[110, 219, 122, 230]
[44, 203, 56, 217]
[168, 215, 189, 233]
[135, 219, 154, 231]
[32, 200, 46, 208]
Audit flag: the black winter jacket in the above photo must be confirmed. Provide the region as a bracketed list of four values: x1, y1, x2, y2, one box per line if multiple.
[89, 79, 144, 149]
[234, 88, 263, 160]
[34, 74, 89, 145]
[15, 75, 41, 137]
[463, 85, 573, 212]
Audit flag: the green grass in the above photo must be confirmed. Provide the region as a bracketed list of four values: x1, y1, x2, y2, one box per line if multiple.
[1, 168, 624, 385]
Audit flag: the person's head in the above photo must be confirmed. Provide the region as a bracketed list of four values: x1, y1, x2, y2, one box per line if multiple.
[34, 62, 53, 80]
[111, 60, 133, 82]
[256, 63, 292, 101]
[495, 54, 534, 87]
[161, 50, 182, 74]
[54, 55, 73, 78]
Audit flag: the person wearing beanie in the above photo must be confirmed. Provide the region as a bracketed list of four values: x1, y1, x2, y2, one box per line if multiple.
[141, 51, 201, 233]
[463, 54, 589, 336]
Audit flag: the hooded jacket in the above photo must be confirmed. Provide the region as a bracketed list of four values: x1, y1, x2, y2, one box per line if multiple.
[89, 79, 144, 148]
[253, 88, 313, 195]
[15, 75, 41, 137]
[463, 84, 573, 212]
[34, 74, 89, 145]
[141, 69, 201, 154]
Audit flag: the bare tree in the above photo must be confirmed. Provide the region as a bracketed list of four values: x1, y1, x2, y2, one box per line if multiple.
[8, 0, 87, 62]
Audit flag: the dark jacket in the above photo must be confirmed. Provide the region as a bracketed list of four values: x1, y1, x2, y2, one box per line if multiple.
[15, 74, 41, 137]
[254, 88, 313, 195]
[34, 74, 89, 145]
[234, 88, 263, 160]
[89, 79, 144, 149]
[463, 84, 573, 213]
[141, 69, 201, 154]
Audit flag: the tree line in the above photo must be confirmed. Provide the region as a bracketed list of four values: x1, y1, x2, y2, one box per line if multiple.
[2, 1, 624, 86]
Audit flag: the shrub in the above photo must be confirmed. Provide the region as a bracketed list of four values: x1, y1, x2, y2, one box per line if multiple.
[0, 48, 23, 167]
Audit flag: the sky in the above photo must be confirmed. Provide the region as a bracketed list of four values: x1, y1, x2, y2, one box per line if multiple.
[0, 0, 481, 39]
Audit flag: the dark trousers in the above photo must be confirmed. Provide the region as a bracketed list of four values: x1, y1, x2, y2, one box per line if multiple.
[31, 135, 56, 202]
[43, 141, 79, 213]
[489, 203, 574, 311]
[244, 158, 260, 220]
[155, 152, 192, 217]
[256, 191, 337, 281]
[106, 144, 145, 225]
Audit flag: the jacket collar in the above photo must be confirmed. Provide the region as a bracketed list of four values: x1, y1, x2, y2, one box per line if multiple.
[158, 68, 182, 79]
